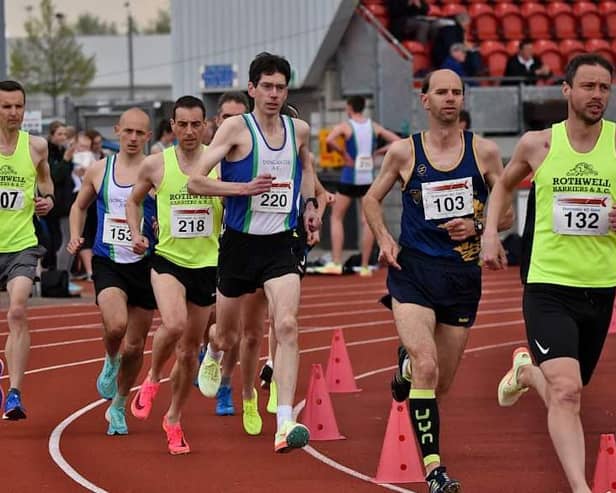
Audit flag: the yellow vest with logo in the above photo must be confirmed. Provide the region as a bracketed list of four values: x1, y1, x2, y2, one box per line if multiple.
[526, 120, 616, 287]
[155, 145, 222, 268]
[0, 131, 37, 253]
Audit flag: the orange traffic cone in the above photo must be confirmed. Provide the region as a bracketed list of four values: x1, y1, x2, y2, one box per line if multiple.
[325, 329, 361, 393]
[300, 363, 345, 441]
[373, 400, 425, 484]
[593, 434, 616, 493]
[609, 300, 616, 335]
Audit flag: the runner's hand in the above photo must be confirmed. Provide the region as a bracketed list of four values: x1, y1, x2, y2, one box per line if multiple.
[307, 229, 320, 246]
[67, 237, 84, 255]
[440, 218, 474, 241]
[481, 233, 507, 270]
[244, 174, 273, 195]
[34, 196, 54, 216]
[304, 207, 321, 233]
[132, 234, 149, 255]
[377, 235, 401, 270]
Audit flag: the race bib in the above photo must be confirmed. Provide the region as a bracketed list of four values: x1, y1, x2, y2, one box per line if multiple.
[553, 194, 611, 236]
[171, 205, 213, 238]
[252, 180, 293, 214]
[422, 177, 474, 220]
[102, 214, 133, 246]
[0, 188, 25, 210]
[355, 155, 374, 172]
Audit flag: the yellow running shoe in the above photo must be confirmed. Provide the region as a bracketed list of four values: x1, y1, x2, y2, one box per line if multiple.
[274, 420, 310, 453]
[317, 262, 342, 275]
[358, 266, 372, 277]
[197, 354, 221, 398]
[267, 380, 277, 414]
[242, 388, 263, 436]
[498, 347, 532, 407]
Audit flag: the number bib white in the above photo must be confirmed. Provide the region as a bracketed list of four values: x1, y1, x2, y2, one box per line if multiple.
[102, 214, 133, 246]
[422, 178, 474, 220]
[171, 205, 213, 238]
[553, 194, 611, 236]
[252, 180, 293, 214]
[0, 188, 25, 210]
[355, 155, 374, 172]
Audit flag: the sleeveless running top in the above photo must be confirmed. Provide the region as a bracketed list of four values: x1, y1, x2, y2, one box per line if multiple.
[340, 119, 377, 186]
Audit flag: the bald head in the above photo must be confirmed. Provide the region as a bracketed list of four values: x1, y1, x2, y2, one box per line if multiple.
[118, 107, 150, 129]
[421, 69, 464, 95]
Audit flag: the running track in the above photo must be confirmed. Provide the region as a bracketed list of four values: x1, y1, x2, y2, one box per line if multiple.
[1, 268, 615, 493]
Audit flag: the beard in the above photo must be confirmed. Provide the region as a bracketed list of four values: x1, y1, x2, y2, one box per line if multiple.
[572, 102, 605, 125]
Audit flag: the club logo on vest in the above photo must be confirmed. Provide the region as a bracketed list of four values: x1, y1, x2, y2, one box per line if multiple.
[417, 164, 427, 177]
[409, 189, 422, 205]
[567, 162, 598, 177]
[0, 164, 16, 175]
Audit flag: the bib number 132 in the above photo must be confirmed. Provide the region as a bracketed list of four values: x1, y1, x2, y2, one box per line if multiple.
[553, 194, 610, 236]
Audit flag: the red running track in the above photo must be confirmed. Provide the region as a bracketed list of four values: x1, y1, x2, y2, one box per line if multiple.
[0, 268, 614, 493]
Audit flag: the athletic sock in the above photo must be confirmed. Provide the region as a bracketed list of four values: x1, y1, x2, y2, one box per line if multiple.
[112, 394, 127, 409]
[276, 405, 292, 429]
[409, 388, 441, 468]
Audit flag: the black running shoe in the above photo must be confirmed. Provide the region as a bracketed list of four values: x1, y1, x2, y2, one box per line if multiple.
[259, 362, 273, 390]
[426, 466, 462, 493]
[390, 345, 411, 402]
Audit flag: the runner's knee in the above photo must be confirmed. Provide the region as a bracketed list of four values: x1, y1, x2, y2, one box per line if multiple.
[7, 304, 27, 325]
[274, 316, 298, 344]
[410, 354, 439, 387]
[548, 377, 582, 410]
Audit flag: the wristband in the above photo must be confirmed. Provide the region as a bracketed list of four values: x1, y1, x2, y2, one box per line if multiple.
[473, 218, 484, 236]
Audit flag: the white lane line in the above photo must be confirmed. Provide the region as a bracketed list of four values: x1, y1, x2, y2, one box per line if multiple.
[295, 338, 527, 492]
[48, 333, 526, 493]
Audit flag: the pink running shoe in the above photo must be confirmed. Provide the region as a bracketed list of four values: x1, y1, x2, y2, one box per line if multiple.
[130, 377, 160, 420]
[162, 416, 190, 455]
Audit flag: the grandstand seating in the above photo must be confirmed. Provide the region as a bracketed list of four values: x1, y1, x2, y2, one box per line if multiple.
[361, 0, 616, 79]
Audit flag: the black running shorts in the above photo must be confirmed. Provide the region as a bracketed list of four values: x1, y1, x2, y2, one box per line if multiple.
[337, 183, 371, 198]
[150, 253, 216, 307]
[217, 228, 302, 298]
[386, 247, 481, 327]
[523, 283, 615, 385]
[92, 255, 157, 310]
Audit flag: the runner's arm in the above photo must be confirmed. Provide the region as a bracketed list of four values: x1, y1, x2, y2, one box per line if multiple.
[126, 156, 156, 253]
[33, 137, 54, 216]
[373, 123, 401, 156]
[326, 122, 352, 165]
[67, 160, 103, 254]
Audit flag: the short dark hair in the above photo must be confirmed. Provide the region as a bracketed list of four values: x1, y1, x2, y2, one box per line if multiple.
[564, 53, 614, 86]
[249, 52, 291, 86]
[155, 119, 172, 140]
[346, 96, 366, 113]
[421, 70, 465, 94]
[172, 95, 206, 120]
[459, 109, 471, 128]
[85, 129, 101, 142]
[0, 80, 26, 102]
[217, 91, 250, 113]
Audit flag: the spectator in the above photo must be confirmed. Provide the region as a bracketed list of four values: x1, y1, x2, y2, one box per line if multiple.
[441, 43, 468, 77]
[202, 117, 217, 145]
[432, 12, 469, 68]
[503, 39, 552, 85]
[85, 129, 106, 159]
[150, 119, 174, 154]
[387, 0, 429, 41]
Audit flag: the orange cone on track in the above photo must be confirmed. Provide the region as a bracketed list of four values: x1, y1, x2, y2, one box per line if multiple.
[325, 329, 361, 393]
[593, 434, 616, 493]
[300, 363, 344, 441]
[373, 399, 425, 484]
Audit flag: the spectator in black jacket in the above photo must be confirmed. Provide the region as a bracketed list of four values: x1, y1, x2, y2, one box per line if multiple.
[387, 0, 429, 41]
[503, 39, 551, 85]
[44, 121, 74, 271]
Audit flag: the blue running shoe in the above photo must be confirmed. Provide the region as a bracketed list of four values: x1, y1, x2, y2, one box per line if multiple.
[3, 388, 26, 420]
[193, 346, 206, 388]
[105, 403, 128, 435]
[215, 385, 235, 416]
[96, 354, 120, 400]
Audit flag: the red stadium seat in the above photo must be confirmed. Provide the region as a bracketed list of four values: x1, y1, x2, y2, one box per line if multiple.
[534, 39, 564, 75]
[573, 2, 603, 39]
[480, 41, 509, 78]
[599, 1, 616, 38]
[427, 4, 442, 17]
[469, 3, 499, 41]
[546, 2, 577, 40]
[441, 4, 467, 17]
[521, 3, 551, 40]
[494, 3, 525, 41]
[559, 39, 586, 63]
[585, 39, 614, 64]
[403, 41, 432, 75]
[506, 40, 520, 56]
